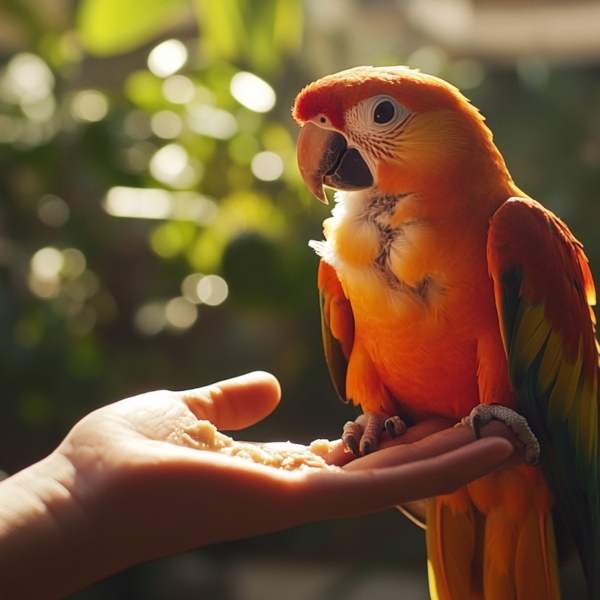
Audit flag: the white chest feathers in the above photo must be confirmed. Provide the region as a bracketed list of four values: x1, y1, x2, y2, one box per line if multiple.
[309, 189, 444, 308]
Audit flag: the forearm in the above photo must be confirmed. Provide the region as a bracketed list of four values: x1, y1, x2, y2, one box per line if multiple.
[0, 454, 110, 600]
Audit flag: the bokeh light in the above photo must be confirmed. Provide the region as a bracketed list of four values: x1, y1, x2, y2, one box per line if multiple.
[38, 195, 70, 227]
[28, 247, 64, 299]
[449, 58, 485, 89]
[105, 187, 172, 219]
[104, 187, 217, 224]
[186, 105, 237, 139]
[407, 46, 447, 75]
[134, 301, 167, 336]
[124, 110, 152, 140]
[147, 39, 188, 78]
[162, 75, 195, 104]
[151, 110, 183, 139]
[71, 90, 109, 122]
[1, 53, 54, 104]
[21, 95, 56, 123]
[230, 72, 276, 113]
[197, 275, 228, 306]
[251, 151, 284, 181]
[149, 144, 202, 188]
[177, 273, 228, 306]
[31, 247, 64, 280]
[165, 296, 198, 330]
[61, 248, 87, 279]
[181, 273, 204, 303]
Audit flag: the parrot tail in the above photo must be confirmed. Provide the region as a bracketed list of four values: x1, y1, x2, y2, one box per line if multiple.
[426, 468, 561, 600]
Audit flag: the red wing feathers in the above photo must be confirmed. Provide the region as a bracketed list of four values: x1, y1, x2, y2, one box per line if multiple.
[487, 197, 599, 595]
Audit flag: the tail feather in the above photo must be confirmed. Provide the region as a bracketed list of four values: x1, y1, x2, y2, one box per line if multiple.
[427, 473, 561, 600]
[426, 492, 477, 600]
[514, 510, 560, 600]
[483, 508, 518, 600]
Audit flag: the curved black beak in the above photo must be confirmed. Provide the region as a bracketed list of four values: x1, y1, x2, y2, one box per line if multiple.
[297, 122, 374, 203]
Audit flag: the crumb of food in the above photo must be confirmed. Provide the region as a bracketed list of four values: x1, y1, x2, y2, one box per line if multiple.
[175, 420, 341, 471]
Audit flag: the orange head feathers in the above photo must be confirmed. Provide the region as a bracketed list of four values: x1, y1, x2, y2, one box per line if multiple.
[292, 65, 483, 128]
[292, 65, 514, 204]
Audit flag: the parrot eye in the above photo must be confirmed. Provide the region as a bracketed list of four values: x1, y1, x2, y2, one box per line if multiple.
[350, 95, 411, 137]
[374, 101, 395, 124]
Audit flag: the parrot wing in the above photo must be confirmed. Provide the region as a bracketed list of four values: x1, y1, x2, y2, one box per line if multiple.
[487, 197, 600, 594]
[317, 259, 355, 404]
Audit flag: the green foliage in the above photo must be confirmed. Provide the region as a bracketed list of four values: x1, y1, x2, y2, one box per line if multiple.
[192, 0, 247, 61]
[0, 0, 324, 489]
[78, 0, 304, 73]
[77, 0, 188, 56]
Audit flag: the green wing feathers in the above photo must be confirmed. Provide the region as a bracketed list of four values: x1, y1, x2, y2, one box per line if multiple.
[488, 197, 600, 596]
[317, 259, 355, 403]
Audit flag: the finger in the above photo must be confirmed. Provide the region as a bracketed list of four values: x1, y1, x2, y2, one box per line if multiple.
[179, 371, 281, 430]
[345, 418, 524, 471]
[343, 423, 483, 471]
[321, 418, 457, 468]
[305, 437, 513, 520]
[376, 417, 457, 450]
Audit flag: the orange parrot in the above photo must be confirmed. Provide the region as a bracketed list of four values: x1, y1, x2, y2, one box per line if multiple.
[292, 66, 599, 599]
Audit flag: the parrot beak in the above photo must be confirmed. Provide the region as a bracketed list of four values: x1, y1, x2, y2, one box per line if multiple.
[297, 122, 374, 204]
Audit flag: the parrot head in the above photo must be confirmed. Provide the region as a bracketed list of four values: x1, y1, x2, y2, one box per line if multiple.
[293, 66, 509, 204]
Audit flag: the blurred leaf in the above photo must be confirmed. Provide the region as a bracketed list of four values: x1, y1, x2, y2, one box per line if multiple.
[274, 0, 303, 55]
[150, 221, 196, 258]
[249, 2, 281, 73]
[192, 0, 246, 61]
[125, 71, 165, 111]
[228, 134, 260, 166]
[187, 227, 228, 273]
[77, 0, 187, 56]
[261, 123, 294, 156]
[217, 191, 287, 238]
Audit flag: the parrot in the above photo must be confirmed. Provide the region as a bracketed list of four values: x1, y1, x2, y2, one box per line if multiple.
[292, 65, 600, 600]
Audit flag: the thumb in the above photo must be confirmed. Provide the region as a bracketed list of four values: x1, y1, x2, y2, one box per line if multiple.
[178, 371, 281, 430]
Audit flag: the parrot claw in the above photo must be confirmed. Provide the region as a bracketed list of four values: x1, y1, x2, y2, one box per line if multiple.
[462, 404, 541, 466]
[342, 412, 406, 456]
[342, 420, 362, 455]
[470, 412, 483, 440]
[385, 415, 407, 439]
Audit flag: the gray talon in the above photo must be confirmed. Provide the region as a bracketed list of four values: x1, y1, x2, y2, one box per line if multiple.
[342, 413, 405, 456]
[472, 413, 482, 440]
[385, 416, 407, 439]
[342, 420, 362, 456]
[462, 404, 541, 466]
[345, 435, 360, 456]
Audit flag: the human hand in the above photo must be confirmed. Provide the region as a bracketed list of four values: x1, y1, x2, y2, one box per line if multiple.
[0, 372, 514, 599]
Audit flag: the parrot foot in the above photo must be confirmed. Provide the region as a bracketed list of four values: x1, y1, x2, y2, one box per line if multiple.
[342, 413, 406, 456]
[461, 404, 540, 466]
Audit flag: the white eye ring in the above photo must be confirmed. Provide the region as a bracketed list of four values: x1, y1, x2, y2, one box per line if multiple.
[359, 95, 410, 131]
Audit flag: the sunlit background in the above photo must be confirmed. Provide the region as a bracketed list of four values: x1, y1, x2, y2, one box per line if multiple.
[1, 0, 600, 598]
